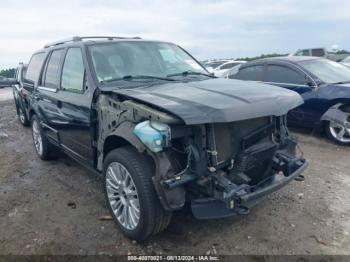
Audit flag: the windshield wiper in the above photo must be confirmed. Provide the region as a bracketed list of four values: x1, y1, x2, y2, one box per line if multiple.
[167, 70, 215, 78]
[101, 75, 176, 83]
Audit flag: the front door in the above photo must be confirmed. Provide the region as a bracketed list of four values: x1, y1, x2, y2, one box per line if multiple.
[55, 47, 93, 163]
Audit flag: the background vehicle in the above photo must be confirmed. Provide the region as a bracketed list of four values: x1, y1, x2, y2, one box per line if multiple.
[340, 56, 350, 68]
[26, 36, 306, 240]
[12, 63, 30, 126]
[293, 47, 350, 62]
[229, 56, 350, 145]
[212, 60, 246, 77]
[204, 59, 231, 72]
[0, 76, 17, 88]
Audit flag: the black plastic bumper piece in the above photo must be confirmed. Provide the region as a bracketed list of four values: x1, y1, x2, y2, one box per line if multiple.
[239, 159, 308, 204]
[191, 159, 308, 219]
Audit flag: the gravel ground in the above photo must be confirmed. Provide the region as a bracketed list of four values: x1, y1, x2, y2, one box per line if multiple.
[0, 88, 349, 255]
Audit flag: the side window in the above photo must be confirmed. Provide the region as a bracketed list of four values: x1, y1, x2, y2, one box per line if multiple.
[43, 49, 64, 89]
[230, 65, 264, 81]
[61, 48, 85, 93]
[25, 53, 46, 82]
[302, 50, 310, 56]
[311, 49, 325, 57]
[265, 65, 306, 85]
[21, 67, 27, 81]
[15, 68, 20, 81]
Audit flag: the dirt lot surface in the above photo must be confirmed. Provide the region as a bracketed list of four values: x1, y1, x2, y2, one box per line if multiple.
[1, 89, 350, 255]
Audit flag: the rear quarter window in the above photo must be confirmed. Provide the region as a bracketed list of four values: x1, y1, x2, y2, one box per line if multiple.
[25, 53, 46, 82]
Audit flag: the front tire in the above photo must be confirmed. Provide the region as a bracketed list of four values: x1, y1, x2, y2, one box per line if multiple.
[103, 146, 172, 240]
[325, 120, 350, 146]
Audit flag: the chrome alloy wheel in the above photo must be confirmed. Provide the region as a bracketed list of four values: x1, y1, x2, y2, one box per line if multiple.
[32, 119, 43, 155]
[329, 120, 350, 143]
[106, 162, 140, 230]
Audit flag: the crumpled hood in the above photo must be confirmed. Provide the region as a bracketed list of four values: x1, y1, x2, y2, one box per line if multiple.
[111, 78, 303, 125]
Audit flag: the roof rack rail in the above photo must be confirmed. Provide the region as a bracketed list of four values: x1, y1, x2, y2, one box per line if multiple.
[44, 36, 142, 48]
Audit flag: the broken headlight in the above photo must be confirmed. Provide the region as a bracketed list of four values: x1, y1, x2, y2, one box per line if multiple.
[133, 120, 171, 152]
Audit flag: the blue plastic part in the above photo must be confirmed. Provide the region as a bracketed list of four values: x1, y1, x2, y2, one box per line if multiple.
[133, 121, 170, 153]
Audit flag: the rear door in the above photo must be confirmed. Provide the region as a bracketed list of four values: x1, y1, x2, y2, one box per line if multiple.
[34, 48, 65, 144]
[35, 46, 93, 163]
[264, 64, 318, 125]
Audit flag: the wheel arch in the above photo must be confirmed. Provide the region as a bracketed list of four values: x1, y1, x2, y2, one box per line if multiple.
[97, 121, 147, 171]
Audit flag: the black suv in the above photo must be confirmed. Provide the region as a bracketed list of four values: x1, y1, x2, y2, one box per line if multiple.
[23, 36, 307, 240]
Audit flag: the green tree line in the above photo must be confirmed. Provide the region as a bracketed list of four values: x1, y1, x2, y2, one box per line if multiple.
[236, 53, 289, 61]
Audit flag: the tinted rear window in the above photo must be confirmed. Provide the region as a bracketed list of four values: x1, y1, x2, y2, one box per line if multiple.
[25, 53, 46, 82]
[230, 65, 264, 81]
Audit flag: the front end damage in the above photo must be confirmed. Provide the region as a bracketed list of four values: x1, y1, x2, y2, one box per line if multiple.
[148, 115, 307, 219]
[96, 94, 307, 219]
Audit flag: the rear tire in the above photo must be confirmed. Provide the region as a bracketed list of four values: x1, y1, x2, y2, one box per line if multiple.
[103, 146, 172, 240]
[14, 95, 30, 127]
[31, 115, 58, 160]
[18, 106, 30, 126]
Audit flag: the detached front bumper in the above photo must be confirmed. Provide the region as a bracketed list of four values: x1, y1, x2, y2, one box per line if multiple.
[191, 158, 308, 219]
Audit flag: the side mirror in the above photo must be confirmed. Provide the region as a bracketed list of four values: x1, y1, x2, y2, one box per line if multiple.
[305, 78, 317, 88]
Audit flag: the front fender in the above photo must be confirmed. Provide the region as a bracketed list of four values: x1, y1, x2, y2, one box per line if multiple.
[107, 121, 146, 152]
[320, 103, 350, 128]
[97, 121, 147, 171]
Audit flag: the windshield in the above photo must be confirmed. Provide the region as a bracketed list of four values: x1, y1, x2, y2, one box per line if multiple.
[88, 41, 207, 83]
[299, 59, 350, 83]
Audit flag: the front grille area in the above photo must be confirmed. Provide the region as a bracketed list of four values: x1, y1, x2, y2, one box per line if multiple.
[209, 117, 272, 165]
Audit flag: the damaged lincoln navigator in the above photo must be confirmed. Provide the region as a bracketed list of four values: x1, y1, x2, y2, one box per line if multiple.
[23, 36, 307, 240]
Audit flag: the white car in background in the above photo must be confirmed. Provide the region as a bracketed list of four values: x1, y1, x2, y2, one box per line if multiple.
[212, 60, 246, 77]
[340, 56, 350, 68]
[205, 59, 231, 73]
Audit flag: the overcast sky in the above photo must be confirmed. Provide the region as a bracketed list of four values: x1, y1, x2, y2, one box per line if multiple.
[1, 0, 349, 69]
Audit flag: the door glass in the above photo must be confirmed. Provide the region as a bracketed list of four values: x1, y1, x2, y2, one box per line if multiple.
[301, 50, 310, 56]
[44, 49, 64, 89]
[266, 65, 305, 85]
[26, 53, 46, 82]
[229, 65, 264, 81]
[61, 48, 85, 93]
